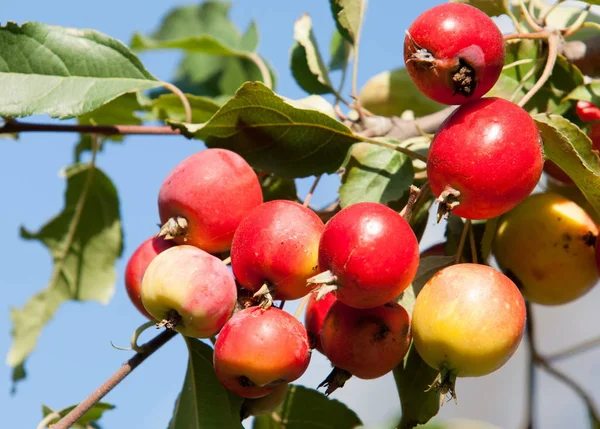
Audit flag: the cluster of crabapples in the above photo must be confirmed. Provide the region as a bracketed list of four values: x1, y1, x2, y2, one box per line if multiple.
[119, 1, 600, 415]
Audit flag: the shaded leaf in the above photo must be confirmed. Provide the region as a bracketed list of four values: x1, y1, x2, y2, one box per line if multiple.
[170, 82, 360, 178]
[282, 95, 336, 118]
[7, 164, 122, 382]
[168, 338, 243, 429]
[329, 28, 352, 71]
[534, 114, 600, 218]
[0, 22, 160, 118]
[151, 94, 221, 123]
[290, 14, 333, 95]
[260, 175, 298, 202]
[394, 344, 441, 429]
[42, 403, 115, 429]
[398, 256, 455, 314]
[481, 217, 500, 262]
[329, 0, 367, 45]
[240, 21, 259, 52]
[565, 82, 600, 107]
[359, 68, 444, 117]
[131, 33, 246, 56]
[253, 385, 362, 429]
[78, 92, 146, 126]
[340, 142, 414, 208]
[450, 0, 510, 16]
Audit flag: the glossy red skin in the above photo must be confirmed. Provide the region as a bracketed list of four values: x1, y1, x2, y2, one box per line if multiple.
[214, 307, 311, 399]
[304, 292, 337, 353]
[545, 123, 600, 184]
[124, 236, 175, 319]
[404, 3, 505, 105]
[231, 200, 324, 300]
[158, 148, 263, 253]
[576, 100, 600, 122]
[428, 97, 543, 220]
[318, 202, 419, 309]
[320, 301, 411, 379]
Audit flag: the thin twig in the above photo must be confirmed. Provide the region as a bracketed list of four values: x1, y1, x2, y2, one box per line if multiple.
[36, 412, 61, 429]
[399, 185, 420, 222]
[504, 32, 551, 41]
[304, 175, 323, 208]
[518, 32, 560, 109]
[519, 0, 544, 32]
[52, 329, 178, 429]
[0, 121, 180, 136]
[563, 5, 591, 39]
[525, 302, 537, 429]
[161, 81, 192, 123]
[454, 220, 471, 264]
[359, 136, 428, 162]
[468, 221, 478, 264]
[222, 256, 231, 266]
[547, 336, 600, 362]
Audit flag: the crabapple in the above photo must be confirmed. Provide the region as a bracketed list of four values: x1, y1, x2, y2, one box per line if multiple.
[427, 97, 543, 220]
[411, 264, 526, 396]
[576, 100, 600, 122]
[124, 236, 175, 319]
[141, 245, 237, 338]
[404, 3, 505, 105]
[231, 200, 325, 301]
[158, 148, 262, 253]
[311, 202, 419, 309]
[213, 306, 311, 398]
[320, 301, 411, 379]
[304, 292, 337, 352]
[493, 192, 599, 305]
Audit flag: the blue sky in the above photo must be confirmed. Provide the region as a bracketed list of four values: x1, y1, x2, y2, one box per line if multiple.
[3, 1, 600, 429]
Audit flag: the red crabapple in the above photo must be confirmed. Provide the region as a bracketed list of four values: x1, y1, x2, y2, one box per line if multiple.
[158, 148, 262, 253]
[427, 97, 543, 220]
[124, 236, 175, 319]
[310, 202, 419, 309]
[304, 292, 337, 352]
[412, 263, 526, 398]
[141, 245, 237, 338]
[231, 200, 324, 302]
[404, 3, 505, 105]
[214, 306, 311, 398]
[320, 301, 411, 379]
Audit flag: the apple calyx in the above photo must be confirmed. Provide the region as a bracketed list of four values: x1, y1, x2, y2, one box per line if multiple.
[317, 367, 353, 396]
[427, 365, 458, 407]
[436, 185, 461, 222]
[157, 216, 188, 241]
[252, 283, 276, 309]
[307, 271, 339, 300]
[156, 309, 182, 331]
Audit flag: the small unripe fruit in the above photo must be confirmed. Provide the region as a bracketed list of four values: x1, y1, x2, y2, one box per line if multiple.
[428, 97, 543, 220]
[158, 148, 263, 253]
[315, 202, 419, 309]
[320, 301, 411, 379]
[304, 292, 337, 352]
[141, 245, 237, 338]
[214, 307, 311, 399]
[404, 3, 505, 105]
[124, 236, 175, 319]
[412, 264, 526, 380]
[231, 200, 325, 300]
[493, 192, 599, 305]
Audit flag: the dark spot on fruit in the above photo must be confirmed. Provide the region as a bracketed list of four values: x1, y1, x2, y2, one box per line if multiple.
[563, 244, 569, 250]
[531, 267, 545, 281]
[557, 217, 562, 222]
[373, 322, 390, 342]
[452, 59, 476, 97]
[563, 233, 572, 242]
[582, 231, 597, 247]
[312, 265, 319, 271]
[238, 376, 257, 388]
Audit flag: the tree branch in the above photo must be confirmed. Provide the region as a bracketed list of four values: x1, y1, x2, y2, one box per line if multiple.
[0, 120, 181, 136]
[52, 329, 177, 429]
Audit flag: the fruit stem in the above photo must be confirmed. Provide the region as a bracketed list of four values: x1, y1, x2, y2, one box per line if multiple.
[454, 219, 471, 264]
[303, 174, 323, 208]
[518, 0, 544, 32]
[131, 321, 158, 353]
[161, 81, 192, 123]
[222, 256, 231, 266]
[468, 221, 478, 264]
[51, 329, 177, 429]
[400, 185, 421, 222]
[517, 32, 560, 109]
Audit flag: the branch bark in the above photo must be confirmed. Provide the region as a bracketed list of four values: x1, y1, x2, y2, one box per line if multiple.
[0, 120, 180, 136]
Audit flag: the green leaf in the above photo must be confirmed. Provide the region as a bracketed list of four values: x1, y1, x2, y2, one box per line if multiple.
[340, 142, 414, 208]
[169, 82, 360, 178]
[42, 403, 115, 429]
[290, 14, 333, 95]
[0, 22, 161, 119]
[7, 164, 122, 381]
[565, 82, 600, 107]
[450, 0, 510, 16]
[481, 217, 500, 261]
[329, 0, 367, 45]
[253, 385, 362, 429]
[359, 68, 445, 117]
[78, 92, 146, 126]
[534, 114, 600, 218]
[131, 33, 246, 56]
[329, 28, 352, 71]
[398, 256, 455, 314]
[393, 344, 441, 429]
[260, 175, 298, 202]
[169, 338, 243, 429]
[151, 94, 221, 123]
[240, 21, 259, 52]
